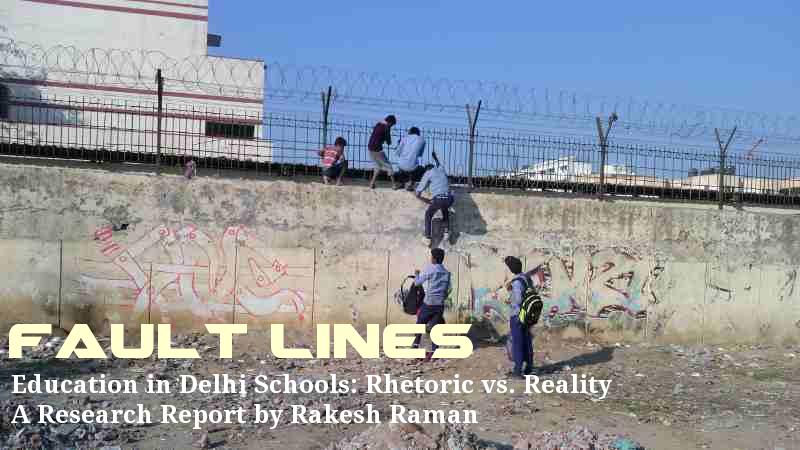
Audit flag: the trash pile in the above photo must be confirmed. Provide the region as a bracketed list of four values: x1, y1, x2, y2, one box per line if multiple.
[0, 399, 140, 449]
[325, 423, 490, 450]
[512, 426, 644, 450]
[325, 423, 644, 450]
[1, 330, 796, 449]
[0, 336, 65, 360]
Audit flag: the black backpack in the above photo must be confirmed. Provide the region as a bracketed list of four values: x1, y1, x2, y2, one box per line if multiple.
[516, 276, 544, 327]
[398, 275, 425, 315]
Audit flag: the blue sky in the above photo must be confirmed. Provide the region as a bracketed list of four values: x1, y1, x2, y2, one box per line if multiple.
[208, 0, 799, 116]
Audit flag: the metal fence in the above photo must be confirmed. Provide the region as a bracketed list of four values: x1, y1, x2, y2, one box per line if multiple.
[2, 94, 800, 207]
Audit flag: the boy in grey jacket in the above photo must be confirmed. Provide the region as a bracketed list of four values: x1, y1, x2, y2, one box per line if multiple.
[504, 256, 534, 377]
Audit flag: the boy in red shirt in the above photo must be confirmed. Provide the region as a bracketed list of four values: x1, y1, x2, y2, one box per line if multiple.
[319, 136, 348, 185]
[367, 115, 398, 189]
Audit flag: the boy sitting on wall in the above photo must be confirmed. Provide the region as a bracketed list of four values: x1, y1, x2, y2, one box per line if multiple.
[319, 137, 349, 186]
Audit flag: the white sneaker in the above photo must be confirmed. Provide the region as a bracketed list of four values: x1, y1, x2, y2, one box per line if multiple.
[422, 236, 431, 247]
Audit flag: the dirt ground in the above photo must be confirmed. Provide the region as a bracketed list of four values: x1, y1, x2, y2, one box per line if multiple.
[1, 330, 799, 449]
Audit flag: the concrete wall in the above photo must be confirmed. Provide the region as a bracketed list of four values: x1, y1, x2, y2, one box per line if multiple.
[1, 160, 800, 344]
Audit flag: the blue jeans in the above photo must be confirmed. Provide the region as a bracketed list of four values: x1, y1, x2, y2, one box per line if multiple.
[424, 194, 454, 238]
[412, 303, 445, 351]
[323, 161, 347, 179]
[510, 315, 533, 374]
[397, 166, 426, 185]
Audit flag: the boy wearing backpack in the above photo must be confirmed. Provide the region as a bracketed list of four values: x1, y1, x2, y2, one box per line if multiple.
[504, 256, 537, 377]
[412, 248, 451, 357]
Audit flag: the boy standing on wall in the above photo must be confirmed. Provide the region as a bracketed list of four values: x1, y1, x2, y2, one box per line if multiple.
[367, 114, 398, 189]
[412, 248, 451, 359]
[319, 136, 348, 185]
[503, 256, 535, 378]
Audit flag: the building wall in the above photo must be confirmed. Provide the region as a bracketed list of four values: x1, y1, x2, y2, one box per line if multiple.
[1, 0, 266, 158]
[1, 95, 269, 160]
[677, 174, 789, 194]
[1, 161, 800, 344]
[2, 0, 209, 59]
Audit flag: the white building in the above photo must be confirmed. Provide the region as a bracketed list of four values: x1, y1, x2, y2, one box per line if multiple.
[502, 156, 592, 182]
[0, 0, 268, 161]
[501, 156, 636, 182]
[603, 164, 635, 176]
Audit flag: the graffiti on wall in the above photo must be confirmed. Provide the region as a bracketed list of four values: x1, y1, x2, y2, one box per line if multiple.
[470, 247, 663, 330]
[78, 224, 310, 323]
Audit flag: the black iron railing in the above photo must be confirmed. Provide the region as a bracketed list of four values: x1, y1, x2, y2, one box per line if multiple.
[2, 94, 800, 207]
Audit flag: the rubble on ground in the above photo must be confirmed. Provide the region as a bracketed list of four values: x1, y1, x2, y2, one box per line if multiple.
[0, 331, 798, 448]
[513, 426, 644, 450]
[324, 423, 490, 450]
[0, 399, 140, 448]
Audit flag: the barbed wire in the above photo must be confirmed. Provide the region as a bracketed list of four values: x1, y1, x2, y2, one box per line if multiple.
[0, 39, 264, 99]
[265, 63, 800, 146]
[1, 39, 797, 150]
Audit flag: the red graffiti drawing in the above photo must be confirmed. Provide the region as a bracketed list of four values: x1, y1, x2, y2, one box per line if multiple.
[79, 224, 309, 324]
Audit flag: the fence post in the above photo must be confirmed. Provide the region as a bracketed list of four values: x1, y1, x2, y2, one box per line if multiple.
[714, 127, 737, 210]
[595, 113, 618, 199]
[320, 86, 332, 147]
[385, 250, 391, 327]
[57, 239, 63, 330]
[466, 100, 482, 188]
[155, 69, 164, 174]
[738, 138, 763, 204]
